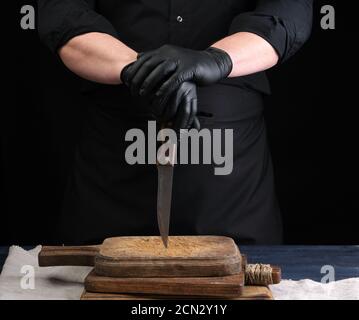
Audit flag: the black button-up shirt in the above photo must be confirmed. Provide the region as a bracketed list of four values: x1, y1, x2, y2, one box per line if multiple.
[38, 0, 313, 96]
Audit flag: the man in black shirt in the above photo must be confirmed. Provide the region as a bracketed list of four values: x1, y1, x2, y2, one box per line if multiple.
[38, 0, 313, 244]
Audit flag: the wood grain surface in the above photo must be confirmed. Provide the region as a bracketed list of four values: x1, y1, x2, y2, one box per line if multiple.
[95, 236, 242, 278]
[81, 285, 273, 300]
[85, 270, 244, 297]
[99, 236, 238, 259]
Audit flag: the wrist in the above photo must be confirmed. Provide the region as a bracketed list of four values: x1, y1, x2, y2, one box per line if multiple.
[206, 47, 233, 79]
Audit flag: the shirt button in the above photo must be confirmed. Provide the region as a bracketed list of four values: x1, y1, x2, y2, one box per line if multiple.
[176, 16, 183, 23]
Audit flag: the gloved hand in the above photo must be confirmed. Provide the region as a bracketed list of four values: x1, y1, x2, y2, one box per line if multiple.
[151, 81, 200, 131]
[122, 61, 200, 130]
[121, 45, 233, 107]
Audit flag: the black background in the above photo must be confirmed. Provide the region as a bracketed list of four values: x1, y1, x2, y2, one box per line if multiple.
[2, 1, 358, 245]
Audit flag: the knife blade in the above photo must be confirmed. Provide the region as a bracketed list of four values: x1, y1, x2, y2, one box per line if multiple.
[157, 130, 176, 248]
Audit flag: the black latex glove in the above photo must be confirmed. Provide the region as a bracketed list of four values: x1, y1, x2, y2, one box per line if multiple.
[134, 80, 200, 131]
[165, 82, 200, 131]
[121, 45, 233, 107]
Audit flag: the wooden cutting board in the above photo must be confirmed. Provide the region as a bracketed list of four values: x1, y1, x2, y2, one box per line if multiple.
[85, 270, 245, 297]
[80, 286, 274, 300]
[39, 236, 242, 278]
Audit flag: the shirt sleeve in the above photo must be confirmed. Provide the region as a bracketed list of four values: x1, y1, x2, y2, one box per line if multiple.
[229, 0, 313, 62]
[37, 0, 119, 53]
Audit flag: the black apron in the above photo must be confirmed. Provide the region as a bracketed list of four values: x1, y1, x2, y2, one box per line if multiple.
[57, 83, 282, 245]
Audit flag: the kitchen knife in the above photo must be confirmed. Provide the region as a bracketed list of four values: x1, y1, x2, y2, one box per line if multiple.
[157, 126, 176, 248]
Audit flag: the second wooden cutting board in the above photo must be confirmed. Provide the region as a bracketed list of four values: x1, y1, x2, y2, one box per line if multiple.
[85, 270, 245, 297]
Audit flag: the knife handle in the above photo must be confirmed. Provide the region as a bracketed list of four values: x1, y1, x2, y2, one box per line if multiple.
[38, 245, 100, 267]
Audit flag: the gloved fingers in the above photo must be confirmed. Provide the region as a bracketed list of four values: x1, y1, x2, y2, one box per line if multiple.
[120, 61, 135, 84]
[186, 98, 198, 129]
[139, 61, 177, 97]
[160, 82, 194, 124]
[149, 79, 183, 122]
[173, 94, 192, 131]
[156, 71, 192, 104]
[151, 90, 175, 118]
[187, 85, 200, 130]
[130, 56, 164, 96]
[121, 51, 154, 87]
[160, 85, 182, 123]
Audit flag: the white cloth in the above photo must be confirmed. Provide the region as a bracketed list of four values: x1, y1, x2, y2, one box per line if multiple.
[270, 278, 359, 300]
[0, 246, 92, 300]
[0, 246, 358, 300]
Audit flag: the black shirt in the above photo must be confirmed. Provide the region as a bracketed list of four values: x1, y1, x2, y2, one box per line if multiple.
[38, 0, 313, 96]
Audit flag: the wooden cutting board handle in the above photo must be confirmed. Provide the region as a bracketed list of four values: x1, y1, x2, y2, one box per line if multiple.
[38, 245, 100, 267]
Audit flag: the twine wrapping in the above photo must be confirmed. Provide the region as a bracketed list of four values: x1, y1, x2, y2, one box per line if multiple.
[245, 263, 273, 286]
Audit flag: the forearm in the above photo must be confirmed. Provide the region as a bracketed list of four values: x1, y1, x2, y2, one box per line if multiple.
[58, 32, 137, 85]
[212, 32, 279, 77]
